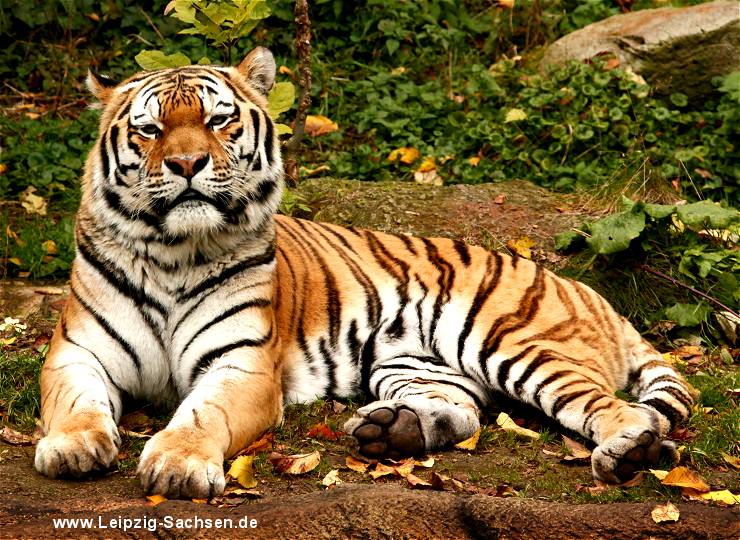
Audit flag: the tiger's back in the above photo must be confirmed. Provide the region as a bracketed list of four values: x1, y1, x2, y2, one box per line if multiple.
[34, 48, 695, 498]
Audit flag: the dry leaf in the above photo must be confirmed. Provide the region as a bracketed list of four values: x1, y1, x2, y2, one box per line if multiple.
[41, 239, 57, 255]
[332, 400, 347, 414]
[223, 487, 262, 499]
[455, 428, 482, 450]
[227, 455, 258, 489]
[406, 472, 433, 489]
[278, 65, 294, 76]
[414, 457, 435, 468]
[506, 236, 536, 259]
[0, 427, 34, 446]
[238, 432, 274, 455]
[346, 455, 369, 473]
[269, 451, 321, 475]
[369, 462, 397, 479]
[388, 147, 420, 165]
[493, 194, 507, 204]
[721, 452, 740, 469]
[651, 502, 680, 523]
[147, 494, 167, 506]
[191, 498, 208, 504]
[650, 469, 670, 481]
[661, 466, 709, 493]
[393, 458, 416, 478]
[496, 412, 540, 440]
[562, 435, 591, 461]
[0, 163, 7, 175]
[321, 469, 342, 487]
[430, 472, 465, 492]
[307, 423, 342, 441]
[416, 156, 436, 173]
[20, 187, 47, 216]
[299, 164, 331, 177]
[497, 0, 515, 8]
[468, 156, 481, 167]
[413, 169, 443, 186]
[700, 490, 740, 505]
[304, 115, 338, 137]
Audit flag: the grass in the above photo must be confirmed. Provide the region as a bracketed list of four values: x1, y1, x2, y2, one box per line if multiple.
[0, 350, 43, 432]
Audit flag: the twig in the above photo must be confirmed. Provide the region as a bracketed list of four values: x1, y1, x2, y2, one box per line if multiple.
[635, 264, 739, 319]
[283, 0, 312, 187]
[139, 7, 165, 43]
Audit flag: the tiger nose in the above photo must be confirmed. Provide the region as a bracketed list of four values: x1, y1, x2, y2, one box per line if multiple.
[164, 153, 210, 179]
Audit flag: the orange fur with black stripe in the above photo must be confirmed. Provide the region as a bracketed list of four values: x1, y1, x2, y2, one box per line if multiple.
[34, 48, 695, 498]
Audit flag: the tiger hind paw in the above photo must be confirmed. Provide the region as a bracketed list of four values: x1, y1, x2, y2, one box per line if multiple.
[591, 428, 675, 484]
[344, 401, 425, 461]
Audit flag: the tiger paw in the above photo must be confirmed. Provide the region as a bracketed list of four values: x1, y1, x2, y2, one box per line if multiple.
[34, 411, 121, 478]
[137, 429, 225, 499]
[591, 428, 671, 484]
[344, 401, 426, 461]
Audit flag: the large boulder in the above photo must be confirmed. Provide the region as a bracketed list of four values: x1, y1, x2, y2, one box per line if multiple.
[541, 1, 740, 98]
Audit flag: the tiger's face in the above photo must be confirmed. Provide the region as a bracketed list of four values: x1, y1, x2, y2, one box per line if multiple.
[86, 48, 282, 239]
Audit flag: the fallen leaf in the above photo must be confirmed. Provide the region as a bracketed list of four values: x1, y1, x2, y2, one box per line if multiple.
[278, 65, 294, 76]
[415, 156, 436, 173]
[496, 412, 540, 440]
[406, 472, 433, 489]
[20, 187, 47, 216]
[650, 469, 670, 481]
[0, 427, 34, 446]
[321, 469, 342, 487]
[346, 455, 369, 473]
[307, 423, 342, 441]
[468, 156, 481, 167]
[238, 432, 274, 455]
[332, 400, 347, 414]
[118, 428, 152, 439]
[493, 194, 506, 204]
[388, 147, 420, 165]
[227, 455, 258, 489]
[700, 490, 740, 505]
[661, 466, 709, 493]
[504, 108, 527, 123]
[192, 498, 208, 504]
[304, 115, 338, 137]
[33, 286, 64, 295]
[562, 435, 591, 461]
[497, 0, 515, 8]
[651, 502, 680, 523]
[147, 494, 167, 506]
[393, 458, 416, 478]
[41, 239, 57, 255]
[414, 457, 435, 468]
[0, 163, 7, 174]
[299, 164, 331, 177]
[430, 472, 465, 492]
[454, 428, 481, 450]
[269, 451, 321, 475]
[223, 487, 262, 499]
[119, 411, 151, 432]
[506, 236, 536, 259]
[369, 462, 397, 479]
[413, 169, 443, 186]
[721, 452, 740, 469]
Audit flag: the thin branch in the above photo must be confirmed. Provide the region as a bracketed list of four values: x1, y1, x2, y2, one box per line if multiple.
[283, 0, 312, 186]
[635, 264, 739, 319]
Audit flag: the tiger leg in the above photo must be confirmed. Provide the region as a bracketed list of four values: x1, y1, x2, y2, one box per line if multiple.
[136, 347, 283, 498]
[34, 331, 123, 478]
[344, 356, 484, 460]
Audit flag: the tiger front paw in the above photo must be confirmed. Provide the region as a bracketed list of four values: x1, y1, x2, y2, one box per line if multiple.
[591, 428, 671, 484]
[345, 401, 426, 461]
[137, 429, 225, 499]
[34, 411, 121, 478]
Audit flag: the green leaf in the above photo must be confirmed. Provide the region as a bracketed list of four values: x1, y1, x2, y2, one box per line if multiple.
[267, 82, 296, 120]
[676, 201, 740, 229]
[135, 50, 191, 70]
[664, 302, 712, 327]
[275, 123, 293, 135]
[585, 210, 646, 254]
[554, 230, 585, 251]
[670, 93, 688, 107]
[643, 203, 677, 219]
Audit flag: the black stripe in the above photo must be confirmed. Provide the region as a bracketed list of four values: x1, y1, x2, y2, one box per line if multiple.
[318, 337, 338, 398]
[551, 389, 594, 418]
[422, 238, 455, 347]
[190, 328, 273, 385]
[71, 286, 142, 372]
[180, 298, 271, 358]
[640, 398, 683, 428]
[102, 185, 162, 229]
[249, 109, 262, 170]
[512, 350, 560, 396]
[264, 113, 274, 167]
[492, 344, 538, 392]
[178, 244, 275, 300]
[458, 252, 503, 360]
[99, 137, 110, 180]
[360, 327, 381, 397]
[453, 240, 471, 266]
[532, 371, 578, 410]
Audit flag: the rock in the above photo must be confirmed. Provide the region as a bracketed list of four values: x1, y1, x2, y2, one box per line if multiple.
[541, 1, 740, 98]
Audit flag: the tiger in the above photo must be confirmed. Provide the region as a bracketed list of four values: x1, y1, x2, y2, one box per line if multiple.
[33, 47, 696, 499]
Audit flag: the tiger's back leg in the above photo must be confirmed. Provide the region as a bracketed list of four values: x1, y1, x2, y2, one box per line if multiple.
[344, 356, 484, 460]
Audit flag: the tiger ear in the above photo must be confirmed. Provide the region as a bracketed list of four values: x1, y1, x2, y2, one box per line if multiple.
[237, 47, 276, 96]
[86, 70, 119, 104]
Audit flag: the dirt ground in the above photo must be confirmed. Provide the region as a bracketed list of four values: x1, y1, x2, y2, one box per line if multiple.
[1, 179, 738, 538]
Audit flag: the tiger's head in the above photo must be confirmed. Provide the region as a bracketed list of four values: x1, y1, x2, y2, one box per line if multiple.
[85, 47, 282, 239]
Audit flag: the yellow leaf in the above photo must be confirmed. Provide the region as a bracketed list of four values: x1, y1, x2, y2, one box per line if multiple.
[299, 165, 331, 177]
[651, 502, 680, 523]
[267, 81, 295, 119]
[0, 163, 7, 174]
[701, 490, 740, 505]
[661, 466, 709, 492]
[387, 147, 420, 165]
[304, 115, 338, 137]
[468, 156, 481, 167]
[369, 462, 396, 479]
[496, 412, 540, 440]
[321, 469, 342, 487]
[227, 455, 258, 488]
[275, 123, 293, 136]
[269, 451, 321, 475]
[8, 257, 23, 266]
[41, 240, 57, 255]
[562, 435, 591, 461]
[506, 236, 536, 259]
[406, 472, 433, 489]
[146, 494, 167, 506]
[650, 469, 670, 480]
[278, 65, 294, 76]
[497, 0, 516, 8]
[191, 498, 208, 504]
[346, 455, 369, 473]
[20, 187, 47, 216]
[416, 156, 436, 173]
[390, 66, 406, 76]
[414, 457, 435, 468]
[455, 428, 482, 450]
[662, 352, 682, 365]
[721, 452, 740, 469]
[0, 336, 17, 346]
[5, 225, 18, 240]
[393, 458, 415, 478]
[504, 108, 528, 123]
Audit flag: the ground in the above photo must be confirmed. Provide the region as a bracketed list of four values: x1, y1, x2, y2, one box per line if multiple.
[1, 179, 738, 538]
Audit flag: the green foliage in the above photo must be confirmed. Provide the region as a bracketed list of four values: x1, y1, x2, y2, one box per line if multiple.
[0, 351, 42, 431]
[556, 198, 739, 334]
